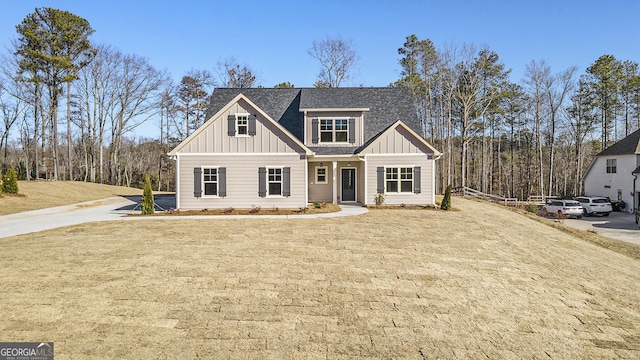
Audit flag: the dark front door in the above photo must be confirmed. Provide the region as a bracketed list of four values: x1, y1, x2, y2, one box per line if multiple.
[341, 168, 356, 202]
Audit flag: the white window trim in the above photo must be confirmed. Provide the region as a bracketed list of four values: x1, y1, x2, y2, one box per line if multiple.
[319, 118, 349, 144]
[235, 113, 250, 137]
[606, 158, 617, 174]
[315, 166, 328, 184]
[385, 166, 414, 194]
[267, 166, 284, 197]
[201, 166, 220, 198]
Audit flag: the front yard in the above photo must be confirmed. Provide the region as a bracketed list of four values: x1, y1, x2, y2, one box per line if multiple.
[1, 197, 639, 358]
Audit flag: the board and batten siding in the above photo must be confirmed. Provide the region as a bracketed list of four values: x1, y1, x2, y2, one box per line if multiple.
[365, 155, 434, 205]
[178, 154, 307, 209]
[359, 125, 431, 155]
[304, 111, 364, 146]
[176, 99, 302, 155]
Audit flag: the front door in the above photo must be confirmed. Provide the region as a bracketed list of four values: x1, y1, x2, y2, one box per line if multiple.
[341, 168, 356, 202]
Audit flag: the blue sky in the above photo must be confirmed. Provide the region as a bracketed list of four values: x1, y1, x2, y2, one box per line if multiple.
[2, 0, 639, 88]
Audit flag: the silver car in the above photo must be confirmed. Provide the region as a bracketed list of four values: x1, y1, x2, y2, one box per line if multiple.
[542, 200, 584, 219]
[574, 196, 612, 217]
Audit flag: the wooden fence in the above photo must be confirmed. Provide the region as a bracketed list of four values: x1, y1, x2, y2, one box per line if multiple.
[453, 187, 519, 207]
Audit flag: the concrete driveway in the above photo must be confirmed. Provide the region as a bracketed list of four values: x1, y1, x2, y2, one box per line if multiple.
[0, 194, 368, 238]
[563, 211, 640, 245]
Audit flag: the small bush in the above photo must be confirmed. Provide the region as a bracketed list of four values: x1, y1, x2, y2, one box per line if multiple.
[224, 207, 234, 214]
[523, 203, 539, 214]
[141, 174, 154, 215]
[249, 205, 261, 214]
[374, 192, 385, 206]
[2, 166, 19, 194]
[440, 184, 452, 210]
[313, 202, 322, 209]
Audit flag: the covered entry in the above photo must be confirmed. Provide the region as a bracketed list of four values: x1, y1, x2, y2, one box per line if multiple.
[341, 168, 356, 202]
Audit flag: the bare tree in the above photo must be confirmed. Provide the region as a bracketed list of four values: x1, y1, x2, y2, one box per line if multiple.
[215, 58, 256, 88]
[308, 35, 358, 87]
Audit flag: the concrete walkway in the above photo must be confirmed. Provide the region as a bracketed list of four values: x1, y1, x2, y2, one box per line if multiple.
[0, 196, 368, 238]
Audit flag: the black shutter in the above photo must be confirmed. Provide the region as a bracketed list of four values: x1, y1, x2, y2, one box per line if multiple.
[258, 167, 267, 197]
[248, 114, 257, 136]
[227, 115, 236, 136]
[348, 118, 356, 143]
[377, 167, 385, 193]
[193, 167, 202, 198]
[311, 118, 319, 144]
[413, 166, 421, 194]
[282, 167, 291, 197]
[218, 167, 226, 197]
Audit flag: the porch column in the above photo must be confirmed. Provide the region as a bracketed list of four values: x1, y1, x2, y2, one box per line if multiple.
[332, 161, 338, 204]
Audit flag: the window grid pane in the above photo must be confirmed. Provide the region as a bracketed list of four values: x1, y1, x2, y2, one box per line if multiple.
[268, 168, 282, 195]
[203, 168, 217, 196]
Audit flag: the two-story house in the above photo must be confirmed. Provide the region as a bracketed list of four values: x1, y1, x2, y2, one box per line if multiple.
[168, 87, 442, 209]
[583, 128, 640, 212]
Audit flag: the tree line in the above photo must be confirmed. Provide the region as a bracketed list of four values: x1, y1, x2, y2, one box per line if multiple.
[1, 8, 638, 199]
[394, 35, 640, 199]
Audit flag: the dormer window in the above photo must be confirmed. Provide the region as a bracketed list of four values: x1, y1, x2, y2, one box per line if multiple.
[320, 119, 348, 143]
[313, 118, 355, 144]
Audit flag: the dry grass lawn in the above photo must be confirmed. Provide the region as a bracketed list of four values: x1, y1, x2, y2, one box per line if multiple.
[0, 181, 142, 215]
[1, 196, 640, 358]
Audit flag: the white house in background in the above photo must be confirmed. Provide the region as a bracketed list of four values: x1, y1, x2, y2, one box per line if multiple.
[168, 87, 442, 210]
[583, 128, 640, 212]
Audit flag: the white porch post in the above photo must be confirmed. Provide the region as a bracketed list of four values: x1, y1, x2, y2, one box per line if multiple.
[332, 161, 338, 204]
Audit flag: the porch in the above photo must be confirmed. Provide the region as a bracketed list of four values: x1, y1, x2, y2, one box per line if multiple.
[308, 157, 364, 205]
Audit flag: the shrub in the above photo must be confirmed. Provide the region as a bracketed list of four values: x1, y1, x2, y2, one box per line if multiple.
[2, 166, 19, 194]
[313, 202, 321, 209]
[374, 192, 385, 206]
[440, 184, 452, 210]
[523, 203, 539, 214]
[141, 174, 154, 215]
[249, 205, 261, 214]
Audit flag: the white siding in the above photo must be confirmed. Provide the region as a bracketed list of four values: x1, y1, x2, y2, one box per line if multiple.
[365, 155, 435, 206]
[584, 154, 639, 209]
[178, 154, 306, 209]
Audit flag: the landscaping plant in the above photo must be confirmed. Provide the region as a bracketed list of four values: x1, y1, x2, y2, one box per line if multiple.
[2, 166, 19, 194]
[141, 174, 154, 215]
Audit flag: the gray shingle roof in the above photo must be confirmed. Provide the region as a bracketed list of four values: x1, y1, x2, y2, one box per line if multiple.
[206, 87, 422, 144]
[597, 128, 640, 156]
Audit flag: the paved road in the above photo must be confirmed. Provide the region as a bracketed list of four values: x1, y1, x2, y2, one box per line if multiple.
[0, 194, 368, 238]
[562, 211, 640, 245]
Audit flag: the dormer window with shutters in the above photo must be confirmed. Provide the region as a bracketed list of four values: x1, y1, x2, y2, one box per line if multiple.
[311, 117, 356, 144]
[227, 113, 256, 137]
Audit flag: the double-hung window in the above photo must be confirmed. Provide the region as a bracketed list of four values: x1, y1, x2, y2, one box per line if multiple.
[320, 119, 348, 143]
[606, 159, 617, 173]
[203, 168, 218, 196]
[268, 168, 282, 195]
[385, 167, 413, 193]
[316, 166, 328, 184]
[228, 113, 255, 136]
[194, 167, 226, 198]
[236, 114, 248, 135]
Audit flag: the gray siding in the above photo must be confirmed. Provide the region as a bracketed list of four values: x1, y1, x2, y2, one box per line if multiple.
[360, 125, 433, 155]
[176, 99, 303, 155]
[304, 111, 364, 147]
[365, 155, 434, 205]
[308, 163, 333, 203]
[178, 154, 306, 209]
